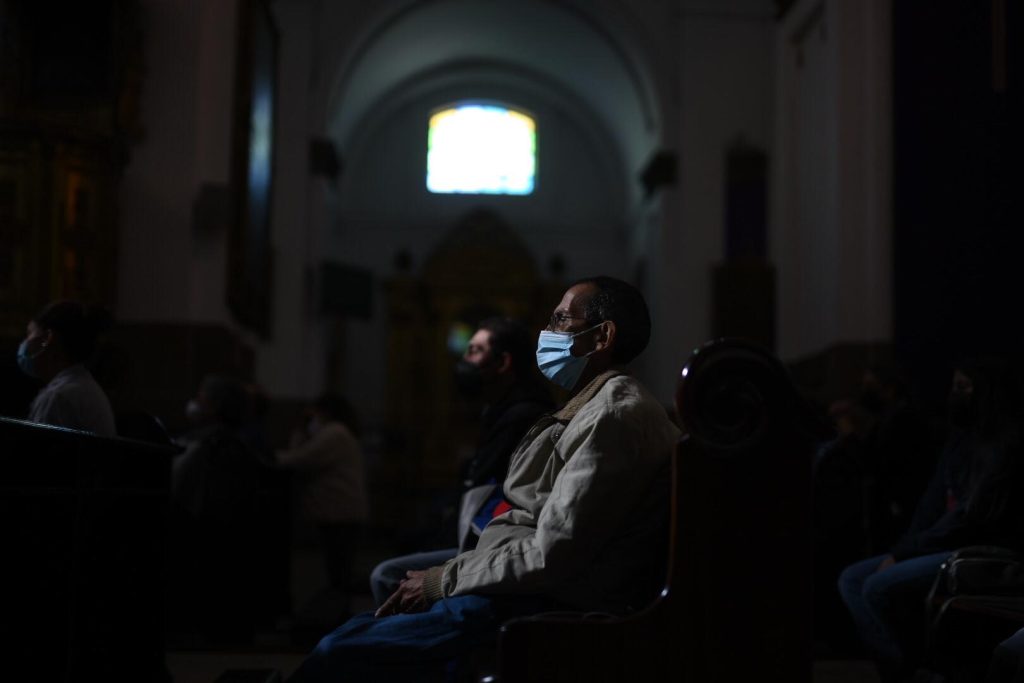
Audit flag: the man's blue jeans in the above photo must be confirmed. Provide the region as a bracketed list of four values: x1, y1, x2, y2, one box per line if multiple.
[837, 551, 952, 679]
[289, 594, 550, 683]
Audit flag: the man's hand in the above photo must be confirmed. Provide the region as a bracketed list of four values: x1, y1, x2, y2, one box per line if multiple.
[375, 570, 432, 618]
[876, 555, 896, 573]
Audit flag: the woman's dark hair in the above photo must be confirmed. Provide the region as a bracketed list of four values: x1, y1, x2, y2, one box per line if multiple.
[34, 301, 114, 363]
[314, 393, 362, 438]
[571, 276, 651, 364]
[957, 356, 1023, 441]
[957, 356, 1024, 524]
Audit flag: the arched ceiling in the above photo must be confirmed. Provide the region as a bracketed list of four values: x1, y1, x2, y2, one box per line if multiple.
[324, 0, 661, 195]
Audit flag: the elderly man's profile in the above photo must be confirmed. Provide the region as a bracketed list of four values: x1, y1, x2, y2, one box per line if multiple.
[289, 276, 680, 683]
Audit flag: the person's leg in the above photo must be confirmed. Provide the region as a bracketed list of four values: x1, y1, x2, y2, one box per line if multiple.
[838, 554, 893, 658]
[986, 626, 1024, 683]
[369, 548, 458, 606]
[288, 594, 548, 683]
[840, 552, 952, 680]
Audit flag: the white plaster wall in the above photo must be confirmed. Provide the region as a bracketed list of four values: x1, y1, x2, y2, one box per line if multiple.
[118, 0, 239, 326]
[835, 0, 892, 345]
[773, 0, 892, 361]
[648, 1, 776, 404]
[118, 0, 330, 399]
[189, 0, 238, 324]
[118, 0, 204, 321]
[775, 2, 839, 359]
[256, 0, 328, 398]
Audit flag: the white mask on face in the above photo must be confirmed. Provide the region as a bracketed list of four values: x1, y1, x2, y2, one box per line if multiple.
[185, 399, 204, 422]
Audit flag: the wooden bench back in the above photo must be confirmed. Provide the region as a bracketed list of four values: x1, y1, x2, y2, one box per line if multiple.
[0, 416, 177, 682]
[497, 339, 818, 682]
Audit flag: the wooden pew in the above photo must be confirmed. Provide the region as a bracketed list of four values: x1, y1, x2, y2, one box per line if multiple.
[494, 339, 819, 682]
[0, 416, 177, 682]
[924, 546, 1024, 680]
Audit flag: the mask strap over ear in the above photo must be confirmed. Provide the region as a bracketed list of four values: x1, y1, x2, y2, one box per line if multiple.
[570, 321, 606, 340]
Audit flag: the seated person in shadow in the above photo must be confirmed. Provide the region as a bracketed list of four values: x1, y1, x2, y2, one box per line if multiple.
[14, 300, 116, 437]
[837, 357, 1024, 683]
[814, 362, 936, 653]
[169, 374, 262, 643]
[369, 317, 554, 605]
[276, 393, 369, 622]
[988, 627, 1024, 683]
[289, 276, 680, 683]
[827, 363, 938, 553]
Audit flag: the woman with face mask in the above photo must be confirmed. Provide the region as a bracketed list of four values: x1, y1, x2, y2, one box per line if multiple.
[16, 300, 116, 437]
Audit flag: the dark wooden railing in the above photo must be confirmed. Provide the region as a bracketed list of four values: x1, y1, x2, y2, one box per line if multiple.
[0, 416, 177, 682]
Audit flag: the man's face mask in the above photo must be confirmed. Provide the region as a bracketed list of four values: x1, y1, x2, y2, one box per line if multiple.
[185, 398, 205, 423]
[454, 358, 485, 398]
[16, 336, 45, 379]
[536, 323, 603, 391]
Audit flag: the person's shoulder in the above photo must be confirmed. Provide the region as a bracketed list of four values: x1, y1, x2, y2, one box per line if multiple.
[581, 374, 666, 424]
[48, 366, 103, 399]
[30, 381, 67, 416]
[600, 374, 657, 406]
[570, 375, 679, 450]
[317, 421, 361, 448]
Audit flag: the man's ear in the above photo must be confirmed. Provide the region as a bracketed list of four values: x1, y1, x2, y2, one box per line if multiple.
[495, 351, 513, 375]
[593, 321, 616, 355]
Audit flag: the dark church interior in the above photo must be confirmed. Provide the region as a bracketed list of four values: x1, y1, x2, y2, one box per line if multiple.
[0, 0, 1019, 681]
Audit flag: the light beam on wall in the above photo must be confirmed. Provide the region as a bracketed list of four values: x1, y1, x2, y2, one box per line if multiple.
[427, 104, 536, 195]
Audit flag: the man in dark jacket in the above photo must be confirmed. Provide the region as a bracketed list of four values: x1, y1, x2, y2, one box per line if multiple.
[369, 317, 553, 604]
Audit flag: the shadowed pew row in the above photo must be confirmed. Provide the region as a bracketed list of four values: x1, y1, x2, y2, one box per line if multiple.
[0, 416, 178, 683]
[494, 338, 822, 682]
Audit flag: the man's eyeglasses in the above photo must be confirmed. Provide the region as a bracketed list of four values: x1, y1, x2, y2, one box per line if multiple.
[548, 312, 587, 329]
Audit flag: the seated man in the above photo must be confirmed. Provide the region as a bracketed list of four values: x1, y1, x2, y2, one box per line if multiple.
[289, 276, 680, 683]
[369, 316, 554, 605]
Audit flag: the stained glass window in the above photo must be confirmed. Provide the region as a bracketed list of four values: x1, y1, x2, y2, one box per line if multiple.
[427, 104, 536, 195]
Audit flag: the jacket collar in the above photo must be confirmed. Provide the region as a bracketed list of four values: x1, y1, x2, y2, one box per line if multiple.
[553, 368, 623, 422]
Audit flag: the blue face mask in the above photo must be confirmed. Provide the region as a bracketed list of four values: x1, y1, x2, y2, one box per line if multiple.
[536, 324, 602, 391]
[16, 338, 44, 379]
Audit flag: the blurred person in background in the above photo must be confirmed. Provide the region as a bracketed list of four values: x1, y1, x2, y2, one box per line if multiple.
[838, 357, 1024, 682]
[15, 300, 115, 437]
[368, 317, 553, 605]
[169, 374, 262, 644]
[276, 393, 369, 623]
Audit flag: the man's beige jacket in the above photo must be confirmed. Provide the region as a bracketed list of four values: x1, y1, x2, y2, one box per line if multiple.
[423, 370, 680, 614]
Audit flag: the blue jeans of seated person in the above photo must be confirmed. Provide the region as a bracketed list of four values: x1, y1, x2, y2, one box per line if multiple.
[369, 548, 458, 606]
[988, 626, 1024, 682]
[288, 594, 553, 683]
[837, 551, 952, 680]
